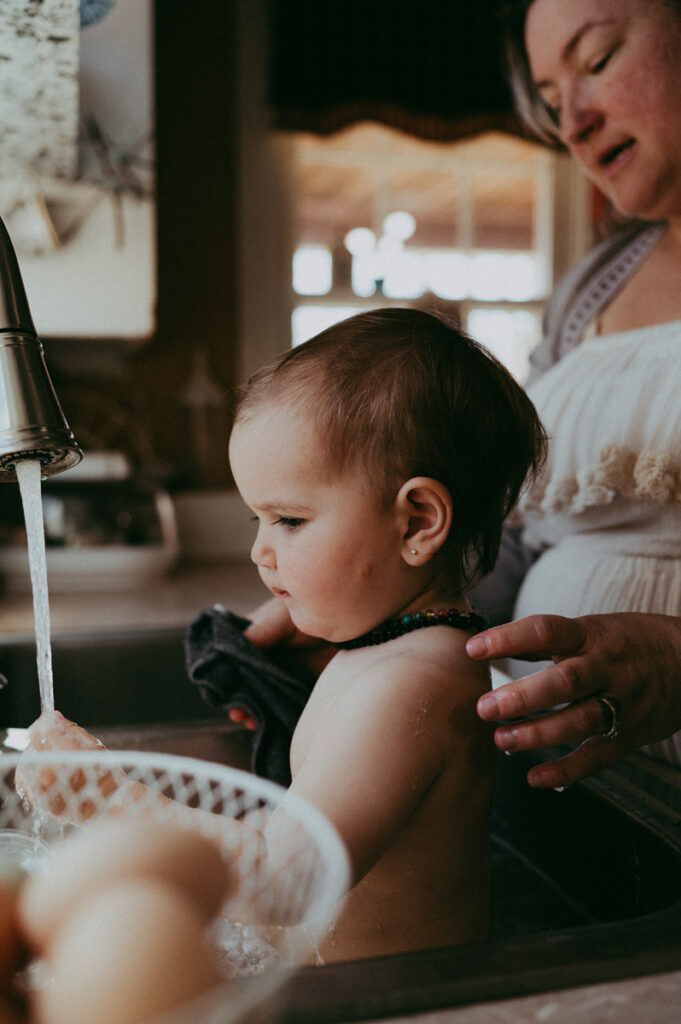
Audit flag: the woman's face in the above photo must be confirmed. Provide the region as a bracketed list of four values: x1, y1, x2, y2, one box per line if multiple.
[525, 0, 681, 222]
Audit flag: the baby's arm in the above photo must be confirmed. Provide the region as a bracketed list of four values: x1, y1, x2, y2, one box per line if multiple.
[288, 655, 454, 884]
[14, 712, 327, 926]
[20, 666, 453, 900]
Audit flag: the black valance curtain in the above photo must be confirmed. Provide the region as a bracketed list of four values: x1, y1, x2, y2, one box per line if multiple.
[267, 0, 522, 142]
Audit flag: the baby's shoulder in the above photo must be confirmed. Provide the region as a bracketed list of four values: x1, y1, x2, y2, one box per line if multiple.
[296, 634, 490, 777]
[336, 628, 489, 712]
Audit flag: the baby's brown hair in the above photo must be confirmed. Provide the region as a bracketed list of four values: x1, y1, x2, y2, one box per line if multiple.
[234, 308, 546, 588]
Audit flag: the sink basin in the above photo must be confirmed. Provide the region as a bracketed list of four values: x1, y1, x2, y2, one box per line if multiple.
[0, 626, 214, 729]
[3, 627, 681, 1020]
[277, 750, 681, 1022]
[0, 625, 255, 769]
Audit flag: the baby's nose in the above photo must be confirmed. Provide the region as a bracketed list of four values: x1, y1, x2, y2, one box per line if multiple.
[250, 532, 276, 570]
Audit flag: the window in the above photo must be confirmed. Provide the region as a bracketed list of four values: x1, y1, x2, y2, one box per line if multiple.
[288, 123, 566, 382]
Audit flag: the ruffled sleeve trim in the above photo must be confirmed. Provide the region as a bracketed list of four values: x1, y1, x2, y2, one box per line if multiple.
[520, 445, 681, 516]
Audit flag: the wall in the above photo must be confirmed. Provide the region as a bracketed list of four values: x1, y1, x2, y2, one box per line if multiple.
[45, 0, 295, 493]
[45, 0, 242, 488]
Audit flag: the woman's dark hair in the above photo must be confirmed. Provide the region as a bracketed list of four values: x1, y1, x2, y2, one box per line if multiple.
[234, 308, 546, 590]
[500, 0, 563, 144]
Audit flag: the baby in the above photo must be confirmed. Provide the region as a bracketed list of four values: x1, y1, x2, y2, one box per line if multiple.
[226, 307, 545, 960]
[22, 308, 545, 963]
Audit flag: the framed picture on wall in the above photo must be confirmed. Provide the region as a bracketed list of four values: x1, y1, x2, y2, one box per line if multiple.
[0, 0, 155, 340]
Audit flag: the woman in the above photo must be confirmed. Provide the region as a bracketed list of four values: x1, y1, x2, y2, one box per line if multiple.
[240, 0, 681, 791]
[467, 0, 681, 787]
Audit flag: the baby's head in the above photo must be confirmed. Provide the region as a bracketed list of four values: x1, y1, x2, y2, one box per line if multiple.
[233, 308, 545, 590]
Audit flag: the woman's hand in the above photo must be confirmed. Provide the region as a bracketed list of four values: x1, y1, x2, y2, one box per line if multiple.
[229, 598, 335, 731]
[467, 613, 681, 789]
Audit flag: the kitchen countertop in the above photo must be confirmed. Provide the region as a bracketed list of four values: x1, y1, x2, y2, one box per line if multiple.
[0, 560, 269, 640]
[357, 969, 681, 1024]
[360, 970, 681, 1024]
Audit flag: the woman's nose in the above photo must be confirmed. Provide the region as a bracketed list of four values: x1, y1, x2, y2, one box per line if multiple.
[560, 84, 604, 148]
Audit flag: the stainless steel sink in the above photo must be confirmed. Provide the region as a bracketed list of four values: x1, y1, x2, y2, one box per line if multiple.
[0, 626, 216, 729]
[97, 717, 253, 770]
[3, 628, 681, 1022]
[276, 750, 681, 1023]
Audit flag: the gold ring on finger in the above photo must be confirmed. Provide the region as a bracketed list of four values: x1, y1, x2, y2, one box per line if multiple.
[597, 695, 621, 740]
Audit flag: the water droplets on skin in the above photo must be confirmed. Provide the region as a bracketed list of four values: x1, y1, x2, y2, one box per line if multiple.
[16, 460, 54, 715]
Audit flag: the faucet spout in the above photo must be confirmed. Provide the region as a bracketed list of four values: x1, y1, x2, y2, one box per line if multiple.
[0, 215, 82, 481]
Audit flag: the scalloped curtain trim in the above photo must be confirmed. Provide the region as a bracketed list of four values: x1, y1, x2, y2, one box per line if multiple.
[521, 445, 681, 515]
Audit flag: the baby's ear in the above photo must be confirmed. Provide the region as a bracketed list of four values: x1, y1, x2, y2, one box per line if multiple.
[395, 477, 452, 565]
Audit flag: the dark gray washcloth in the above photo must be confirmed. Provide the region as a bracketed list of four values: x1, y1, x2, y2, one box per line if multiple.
[184, 606, 315, 787]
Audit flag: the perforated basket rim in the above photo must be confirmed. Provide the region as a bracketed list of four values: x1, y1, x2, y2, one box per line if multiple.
[0, 748, 351, 927]
[0, 750, 352, 1023]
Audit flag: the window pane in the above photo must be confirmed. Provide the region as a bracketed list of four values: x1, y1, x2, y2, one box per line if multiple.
[293, 246, 333, 295]
[467, 308, 542, 382]
[469, 252, 546, 301]
[292, 305, 366, 346]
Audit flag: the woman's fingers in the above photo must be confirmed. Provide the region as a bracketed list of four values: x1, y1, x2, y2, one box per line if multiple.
[475, 613, 681, 736]
[493, 695, 618, 753]
[477, 655, 596, 722]
[471, 612, 681, 787]
[525, 735, 627, 790]
[467, 614, 587, 662]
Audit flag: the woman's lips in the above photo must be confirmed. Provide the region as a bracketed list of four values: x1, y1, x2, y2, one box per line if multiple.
[597, 138, 635, 178]
[270, 586, 291, 599]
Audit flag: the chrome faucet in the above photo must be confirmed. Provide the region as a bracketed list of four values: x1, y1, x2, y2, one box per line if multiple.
[0, 215, 82, 480]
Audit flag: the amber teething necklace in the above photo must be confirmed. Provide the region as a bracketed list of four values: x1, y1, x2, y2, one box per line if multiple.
[333, 608, 487, 650]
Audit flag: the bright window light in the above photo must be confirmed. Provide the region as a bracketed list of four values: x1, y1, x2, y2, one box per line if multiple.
[467, 308, 542, 382]
[469, 252, 544, 301]
[292, 305, 366, 346]
[343, 245, 543, 302]
[382, 211, 416, 242]
[351, 251, 381, 297]
[381, 252, 426, 299]
[293, 246, 333, 295]
[425, 252, 470, 300]
[344, 226, 376, 255]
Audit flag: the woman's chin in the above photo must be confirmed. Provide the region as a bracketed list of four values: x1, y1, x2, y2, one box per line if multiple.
[607, 182, 677, 224]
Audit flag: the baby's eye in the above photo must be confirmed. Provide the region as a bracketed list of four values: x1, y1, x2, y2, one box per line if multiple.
[274, 516, 305, 530]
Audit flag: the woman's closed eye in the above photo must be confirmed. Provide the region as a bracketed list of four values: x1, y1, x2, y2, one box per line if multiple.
[537, 87, 561, 127]
[540, 43, 620, 129]
[589, 48, 616, 75]
[543, 99, 561, 128]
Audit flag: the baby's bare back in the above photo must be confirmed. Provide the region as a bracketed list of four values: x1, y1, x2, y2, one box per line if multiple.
[288, 630, 495, 962]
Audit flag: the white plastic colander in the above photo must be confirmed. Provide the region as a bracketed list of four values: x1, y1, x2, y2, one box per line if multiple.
[0, 750, 350, 1024]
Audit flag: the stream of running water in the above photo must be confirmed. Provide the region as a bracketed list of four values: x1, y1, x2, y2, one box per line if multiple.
[15, 459, 54, 715]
